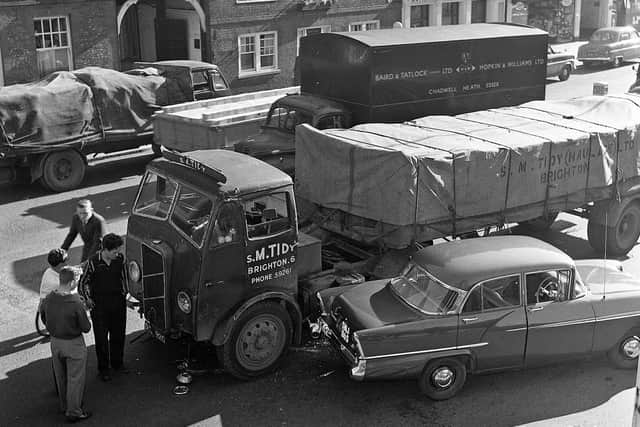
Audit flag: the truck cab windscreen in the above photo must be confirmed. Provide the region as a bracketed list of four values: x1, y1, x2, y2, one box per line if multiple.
[133, 172, 177, 220]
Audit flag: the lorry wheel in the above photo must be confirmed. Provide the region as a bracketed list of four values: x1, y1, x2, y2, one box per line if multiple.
[418, 357, 467, 401]
[608, 333, 640, 369]
[218, 301, 292, 379]
[558, 65, 571, 81]
[41, 150, 86, 192]
[518, 211, 558, 231]
[587, 203, 640, 256]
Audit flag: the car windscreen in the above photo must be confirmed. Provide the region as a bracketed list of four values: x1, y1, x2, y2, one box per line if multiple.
[133, 171, 177, 220]
[389, 263, 463, 314]
[590, 30, 618, 43]
[265, 105, 313, 132]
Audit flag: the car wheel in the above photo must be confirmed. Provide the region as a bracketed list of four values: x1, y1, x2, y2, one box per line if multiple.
[217, 301, 292, 380]
[418, 357, 467, 401]
[588, 202, 640, 256]
[558, 65, 571, 81]
[608, 334, 640, 369]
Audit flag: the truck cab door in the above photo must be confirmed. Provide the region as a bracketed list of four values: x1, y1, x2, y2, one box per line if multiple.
[196, 202, 246, 341]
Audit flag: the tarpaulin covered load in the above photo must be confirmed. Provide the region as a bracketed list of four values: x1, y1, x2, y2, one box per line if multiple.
[295, 93, 640, 248]
[0, 67, 167, 146]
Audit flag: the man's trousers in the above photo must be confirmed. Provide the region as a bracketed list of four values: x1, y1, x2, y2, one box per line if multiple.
[50, 335, 87, 417]
[91, 296, 126, 373]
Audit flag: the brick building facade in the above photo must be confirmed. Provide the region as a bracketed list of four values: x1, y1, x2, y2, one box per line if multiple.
[0, 0, 119, 86]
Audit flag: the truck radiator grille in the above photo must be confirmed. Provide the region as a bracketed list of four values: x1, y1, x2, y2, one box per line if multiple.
[141, 244, 167, 330]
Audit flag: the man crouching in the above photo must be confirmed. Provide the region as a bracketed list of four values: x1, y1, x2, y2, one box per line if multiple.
[41, 266, 92, 423]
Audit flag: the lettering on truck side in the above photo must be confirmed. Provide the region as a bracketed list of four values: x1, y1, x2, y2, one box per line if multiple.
[246, 242, 296, 285]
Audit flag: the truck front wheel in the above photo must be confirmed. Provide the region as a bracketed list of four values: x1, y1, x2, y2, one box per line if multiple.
[588, 202, 640, 256]
[218, 301, 292, 379]
[41, 150, 86, 192]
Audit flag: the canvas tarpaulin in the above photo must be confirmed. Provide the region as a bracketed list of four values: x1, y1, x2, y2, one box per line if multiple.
[0, 67, 167, 146]
[295, 93, 640, 247]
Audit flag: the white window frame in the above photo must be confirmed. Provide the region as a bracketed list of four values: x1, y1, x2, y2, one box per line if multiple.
[348, 20, 380, 32]
[34, 15, 73, 78]
[238, 31, 279, 78]
[297, 25, 331, 55]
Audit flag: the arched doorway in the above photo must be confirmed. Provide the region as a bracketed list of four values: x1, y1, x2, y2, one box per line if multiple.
[117, 0, 207, 69]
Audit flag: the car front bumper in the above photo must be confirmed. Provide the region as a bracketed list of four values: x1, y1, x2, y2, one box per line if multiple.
[318, 316, 366, 380]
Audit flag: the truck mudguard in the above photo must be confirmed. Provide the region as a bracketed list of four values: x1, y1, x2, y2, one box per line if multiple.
[211, 291, 303, 346]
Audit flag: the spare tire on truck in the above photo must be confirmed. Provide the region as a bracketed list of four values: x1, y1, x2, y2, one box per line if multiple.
[40, 149, 87, 192]
[588, 199, 640, 256]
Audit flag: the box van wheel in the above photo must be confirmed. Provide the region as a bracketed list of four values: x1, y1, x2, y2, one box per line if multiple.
[217, 301, 292, 379]
[418, 357, 467, 401]
[40, 149, 86, 192]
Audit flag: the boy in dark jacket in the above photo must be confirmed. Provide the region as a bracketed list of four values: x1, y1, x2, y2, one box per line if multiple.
[42, 266, 92, 422]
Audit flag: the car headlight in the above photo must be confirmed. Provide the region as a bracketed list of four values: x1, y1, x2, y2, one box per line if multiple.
[177, 291, 192, 314]
[128, 261, 141, 283]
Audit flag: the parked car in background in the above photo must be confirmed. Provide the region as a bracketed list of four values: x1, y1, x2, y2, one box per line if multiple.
[577, 26, 640, 67]
[547, 45, 575, 81]
[629, 59, 640, 92]
[318, 236, 640, 401]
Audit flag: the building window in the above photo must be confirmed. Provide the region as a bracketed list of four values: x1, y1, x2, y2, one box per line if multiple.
[349, 20, 380, 31]
[442, 2, 460, 25]
[34, 16, 72, 78]
[410, 5, 430, 27]
[297, 26, 330, 54]
[471, 0, 487, 23]
[239, 31, 278, 76]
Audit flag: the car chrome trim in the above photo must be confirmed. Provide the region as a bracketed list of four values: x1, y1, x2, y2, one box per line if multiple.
[595, 311, 640, 323]
[506, 327, 527, 332]
[362, 342, 488, 361]
[528, 317, 595, 329]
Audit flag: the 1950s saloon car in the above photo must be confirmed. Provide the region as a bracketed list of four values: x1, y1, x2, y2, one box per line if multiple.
[318, 236, 640, 400]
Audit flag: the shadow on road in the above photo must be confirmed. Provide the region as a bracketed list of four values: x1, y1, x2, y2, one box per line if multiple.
[0, 331, 635, 427]
[20, 184, 140, 229]
[0, 331, 49, 358]
[0, 152, 152, 205]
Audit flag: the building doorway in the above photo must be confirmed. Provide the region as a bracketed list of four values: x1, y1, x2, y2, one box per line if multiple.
[117, 0, 206, 69]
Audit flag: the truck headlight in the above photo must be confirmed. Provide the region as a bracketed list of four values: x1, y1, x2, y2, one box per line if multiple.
[128, 261, 141, 283]
[177, 291, 192, 314]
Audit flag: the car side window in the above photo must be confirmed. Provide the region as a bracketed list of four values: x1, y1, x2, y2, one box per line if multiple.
[621, 32, 630, 41]
[243, 192, 292, 239]
[462, 275, 521, 313]
[525, 269, 571, 305]
[316, 115, 345, 130]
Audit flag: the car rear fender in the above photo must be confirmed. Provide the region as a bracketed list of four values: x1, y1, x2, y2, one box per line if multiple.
[420, 350, 475, 373]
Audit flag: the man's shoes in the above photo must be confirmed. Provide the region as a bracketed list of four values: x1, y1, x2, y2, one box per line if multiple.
[66, 411, 92, 423]
[99, 372, 111, 382]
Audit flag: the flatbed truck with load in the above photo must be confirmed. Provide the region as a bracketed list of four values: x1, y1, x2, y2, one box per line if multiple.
[125, 92, 640, 380]
[155, 23, 549, 174]
[0, 61, 231, 192]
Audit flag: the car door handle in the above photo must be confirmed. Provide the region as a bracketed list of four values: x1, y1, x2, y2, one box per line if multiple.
[204, 281, 224, 288]
[462, 317, 478, 323]
[528, 306, 544, 312]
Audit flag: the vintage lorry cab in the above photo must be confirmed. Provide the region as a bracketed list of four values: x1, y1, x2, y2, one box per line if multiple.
[125, 149, 326, 379]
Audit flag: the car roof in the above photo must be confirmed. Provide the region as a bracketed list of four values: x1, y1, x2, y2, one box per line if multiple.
[151, 60, 220, 70]
[149, 150, 292, 198]
[413, 236, 574, 291]
[594, 26, 637, 33]
[277, 93, 347, 116]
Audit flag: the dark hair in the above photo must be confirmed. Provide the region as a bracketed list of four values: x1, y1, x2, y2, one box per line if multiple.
[59, 266, 77, 286]
[103, 233, 124, 251]
[77, 199, 92, 208]
[47, 248, 68, 267]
